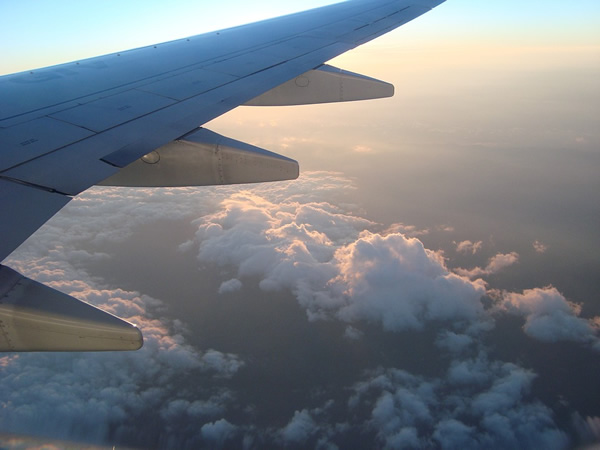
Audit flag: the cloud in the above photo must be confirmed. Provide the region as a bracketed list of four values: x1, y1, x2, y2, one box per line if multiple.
[353, 145, 374, 154]
[435, 331, 474, 354]
[2, 194, 245, 447]
[0, 275, 244, 447]
[218, 278, 243, 294]
[497, 286, 600, 348]
[201, 419, 238, 447]
[279, 409, 318, 444]
[572, 413, 600, 445]
[455, 252, 519, 279]
[1, 172, 589, 448]
[383, 222, 429, 237]
[330, 232, 487, 331]
[273, 401, 341, 448]
[181, 175, 488, 333]
[485, 252, 520, 273]
[454, 240, 483, 255]
[160, 395, 229, 422]
[533, 240, 549, 253]
[433, 419, 478, 449]
[201, 350, 245, 378]
[447, 353, 496, 386]
[344, 326, 364, 340]
[349, 364, 569, 449]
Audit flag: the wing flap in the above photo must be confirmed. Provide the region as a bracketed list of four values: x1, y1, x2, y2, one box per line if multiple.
[98, 128, 298, 187]
[0, 265, 143, 352]
[245, 64, 394, 106]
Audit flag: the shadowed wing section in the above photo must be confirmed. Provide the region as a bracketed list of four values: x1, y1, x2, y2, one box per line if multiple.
[0, 266, 142, 351]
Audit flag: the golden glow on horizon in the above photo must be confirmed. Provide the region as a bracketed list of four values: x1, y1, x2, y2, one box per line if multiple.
[202, 40, 599, 177]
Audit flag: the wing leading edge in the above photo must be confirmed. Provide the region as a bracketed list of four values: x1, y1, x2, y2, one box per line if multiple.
[0, 0, 446, 351]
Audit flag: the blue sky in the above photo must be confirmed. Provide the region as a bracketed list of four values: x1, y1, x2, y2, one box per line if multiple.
[1, 0, 599, 74]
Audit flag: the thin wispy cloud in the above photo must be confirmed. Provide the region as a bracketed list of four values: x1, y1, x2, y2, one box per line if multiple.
[455, 239, 483, 255]
[384, 222, 429, 237]
[533, 240, 549, 254]
[454, 252, 519, 279]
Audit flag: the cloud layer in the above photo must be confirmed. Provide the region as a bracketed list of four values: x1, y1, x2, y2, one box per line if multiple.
[3, 188, 244, 447]
[348, 362, 569, 450]
[2, 172, 597, 448]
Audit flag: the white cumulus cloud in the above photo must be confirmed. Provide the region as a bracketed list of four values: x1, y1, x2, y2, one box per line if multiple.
[280, 409, 318, 444]
[1, 171, 591, 448]
[498, 286, 599, 348]
[182, 175, 488, 334]
[349, 363, 569, 449]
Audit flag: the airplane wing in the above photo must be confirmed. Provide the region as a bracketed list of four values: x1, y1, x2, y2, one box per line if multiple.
[0, 0, 445, 351]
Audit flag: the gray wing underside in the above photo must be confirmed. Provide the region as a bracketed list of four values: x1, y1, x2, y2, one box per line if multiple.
[0, 0, 445, 350]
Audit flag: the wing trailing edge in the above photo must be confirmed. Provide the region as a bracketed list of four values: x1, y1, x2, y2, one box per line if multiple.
[0, 265, 143, 351]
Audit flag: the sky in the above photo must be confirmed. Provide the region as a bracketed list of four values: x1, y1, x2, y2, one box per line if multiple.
[1, 1, 600, 448]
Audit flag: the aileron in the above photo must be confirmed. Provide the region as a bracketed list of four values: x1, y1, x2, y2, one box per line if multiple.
[246, 64, 394, 106]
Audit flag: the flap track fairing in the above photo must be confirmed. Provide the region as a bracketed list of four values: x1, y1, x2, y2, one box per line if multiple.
[245, 64, 394, 106]
[99, 128, 299, 187]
